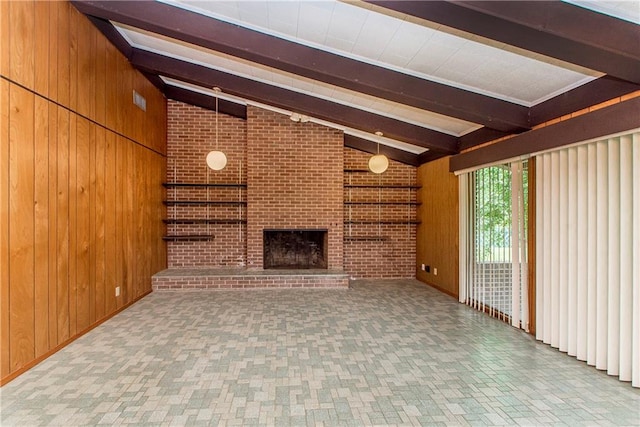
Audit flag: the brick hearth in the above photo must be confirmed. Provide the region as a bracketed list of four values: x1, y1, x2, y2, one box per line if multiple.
[152, 268, 350, 290]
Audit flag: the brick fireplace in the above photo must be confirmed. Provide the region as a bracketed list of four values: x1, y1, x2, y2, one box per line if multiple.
[246, 106, 344, 270]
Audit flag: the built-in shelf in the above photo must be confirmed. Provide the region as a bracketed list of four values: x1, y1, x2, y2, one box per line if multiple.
[344, 236, 389, 242]
[164, 200, 247, 206]
[344, 184, 421, 189]
[163, 219, 247, 225]
[162, 234, 215, 242]
[345, 220, 420, 225]
[344, 201, 420, 206]
[163, 182, 247, 188]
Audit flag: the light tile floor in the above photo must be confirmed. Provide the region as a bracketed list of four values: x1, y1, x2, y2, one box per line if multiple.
[1, 280, 639, 426]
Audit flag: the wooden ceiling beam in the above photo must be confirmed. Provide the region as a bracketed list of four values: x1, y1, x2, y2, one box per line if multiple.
[71, 0, 530, 132]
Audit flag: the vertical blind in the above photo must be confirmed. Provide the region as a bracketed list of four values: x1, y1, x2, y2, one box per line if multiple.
[536, 132, 640, 387]
[459, 162, 529, 330]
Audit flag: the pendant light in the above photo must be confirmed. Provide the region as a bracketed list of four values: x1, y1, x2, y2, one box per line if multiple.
[368, 131, 389, 174]
[206, 87, 227, 171]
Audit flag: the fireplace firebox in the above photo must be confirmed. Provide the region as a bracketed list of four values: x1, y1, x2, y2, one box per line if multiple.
[263, 229, 328, 269]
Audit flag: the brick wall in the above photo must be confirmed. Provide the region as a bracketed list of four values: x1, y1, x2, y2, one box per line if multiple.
[344, 148, 417, 278]
[246, 106, 344, 269]
[167, 100, 247, 267]
[166, 102, 416, 277]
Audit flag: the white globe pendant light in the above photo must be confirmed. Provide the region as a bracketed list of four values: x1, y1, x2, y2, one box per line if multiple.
[368, 153, 389, 174]
[206, 150, 227, 170]
[206, 87, 227, 171]
[368, 132, 389, 174]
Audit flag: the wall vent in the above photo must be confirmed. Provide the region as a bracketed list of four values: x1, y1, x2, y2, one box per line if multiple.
[133, 90, 147, 111]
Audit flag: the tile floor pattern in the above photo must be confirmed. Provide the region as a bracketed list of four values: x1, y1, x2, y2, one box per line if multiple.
[1, 280, 639, 426]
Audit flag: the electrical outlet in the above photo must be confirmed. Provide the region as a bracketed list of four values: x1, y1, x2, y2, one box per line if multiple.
[115, 286, 121, 297]
[421, 264, 426, 271]
[434, 268, 438, 276]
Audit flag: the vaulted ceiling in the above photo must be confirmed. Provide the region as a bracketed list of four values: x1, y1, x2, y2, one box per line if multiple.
[72, 0, 640, 166]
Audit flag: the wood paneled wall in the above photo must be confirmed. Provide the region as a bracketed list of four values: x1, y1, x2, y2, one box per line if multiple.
[416, 157, 459, 297]
[1, 1, 167, 384]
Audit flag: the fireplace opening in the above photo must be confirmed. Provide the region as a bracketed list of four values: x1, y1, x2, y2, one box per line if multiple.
[263, 229, 328, 269]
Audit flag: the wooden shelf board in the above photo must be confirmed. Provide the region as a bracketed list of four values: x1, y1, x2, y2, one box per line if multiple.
[344, 169, 370, 173]
[164, 200, 247, 206]
[344, 221, 420, 225]
[163, 219, 247, 224]
[344, 236, 389, 242]
[344, 184, 421, 189]
[163, 182, 247, 188]
[344, 201, 420, 206]
[162, 234, 215, 241]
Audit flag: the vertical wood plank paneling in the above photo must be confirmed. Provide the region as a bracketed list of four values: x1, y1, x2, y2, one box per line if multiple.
[56, 106, 70, 343]
[88, 123, 96, 324]
[94, 127, 106, 321]
[75, 15, 94, 119]
[135, 145, 146, 298]
[33, 0, 49, 98]
[94, 34, 106, 127]
[9, 0, 35, 90]
[8, 85, 35, 371]
[104, 43, 118, 132]
[68, 114, 77, 337]
[56, 2, 70, 108]
[115, 54, 127, 136]
[75, 117, 91, 332]
[68, 6, 78, 113]
[47, 1, 59, 104]
[125, 140, 135, 302]
[33, 95, 49, 357]
[47, 103, 58, 348]
[104, 132, 117, 314]
[0, 0, 10, 77]
[115, 136, 124, 309]
[416, 158, 459, 296]
[0, 79, 10, 378]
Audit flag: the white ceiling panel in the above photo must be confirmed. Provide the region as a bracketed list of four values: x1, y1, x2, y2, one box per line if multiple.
[116, 23, 482, 137]
[158, 0, 602, 106]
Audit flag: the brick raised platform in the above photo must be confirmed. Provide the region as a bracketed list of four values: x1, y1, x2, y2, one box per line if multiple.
[152, 268, 350, 290]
